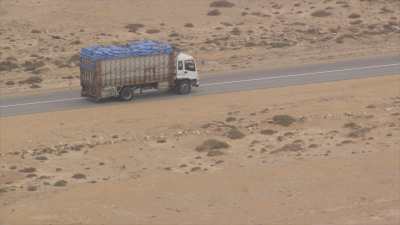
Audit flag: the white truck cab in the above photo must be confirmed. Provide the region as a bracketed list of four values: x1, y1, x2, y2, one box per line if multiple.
[176, 53, 199, 87]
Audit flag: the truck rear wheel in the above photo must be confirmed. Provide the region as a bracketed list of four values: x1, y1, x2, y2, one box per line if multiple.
[120, 87, 134, 101]
[177, 80, 191, 95]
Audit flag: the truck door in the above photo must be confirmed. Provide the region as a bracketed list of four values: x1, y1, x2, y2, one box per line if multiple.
[176, 60, 185, 78]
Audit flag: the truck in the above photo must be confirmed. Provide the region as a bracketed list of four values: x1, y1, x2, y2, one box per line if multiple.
[80, 40, 199, 101]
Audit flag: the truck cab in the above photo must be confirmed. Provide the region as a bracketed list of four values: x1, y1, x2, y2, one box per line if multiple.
[173, 52, 199, 95]
[176, 53, 199, 84]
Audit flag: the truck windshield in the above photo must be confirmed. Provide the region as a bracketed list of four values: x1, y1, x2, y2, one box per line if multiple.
[184, 60, 196, 72]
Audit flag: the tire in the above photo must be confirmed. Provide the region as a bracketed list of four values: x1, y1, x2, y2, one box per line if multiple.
[120, 87, 134, 101]
[177, 80, 191, 95]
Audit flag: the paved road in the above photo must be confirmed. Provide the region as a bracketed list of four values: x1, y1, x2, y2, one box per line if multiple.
[1, 55, 399, 117]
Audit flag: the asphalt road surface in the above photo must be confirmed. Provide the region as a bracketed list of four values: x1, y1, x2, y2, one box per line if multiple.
[1, 55, 399, 117]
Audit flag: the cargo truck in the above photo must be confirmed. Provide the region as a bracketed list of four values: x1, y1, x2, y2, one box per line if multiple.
[80, 40, 199, 101]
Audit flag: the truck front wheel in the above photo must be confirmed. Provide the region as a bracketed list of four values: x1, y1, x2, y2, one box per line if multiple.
[120, 87, 134, 101]
[177, 80, 191, 95]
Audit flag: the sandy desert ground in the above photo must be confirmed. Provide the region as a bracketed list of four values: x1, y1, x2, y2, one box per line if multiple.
[0, 0, 399, 94]
[0, 75, 399, 225]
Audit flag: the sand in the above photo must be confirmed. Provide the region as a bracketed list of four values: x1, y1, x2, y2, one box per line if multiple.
[0, 0, 399, 94]
[0, 75, 399, 224]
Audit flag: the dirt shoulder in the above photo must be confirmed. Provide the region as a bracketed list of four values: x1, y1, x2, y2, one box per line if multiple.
[0, 75, 399, 224]
[0, 0, 399, 94]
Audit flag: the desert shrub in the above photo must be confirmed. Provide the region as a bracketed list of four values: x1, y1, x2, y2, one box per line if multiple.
[71, 40, 82, 45]
[350, 20, 362, 25]
[196, 139, 229, 152]
[260, 129, 277, 135]
[22, 60, 45, 71]
[308, 144, 318, 148]
[191, 167, 202, 172]
[226, 128, 245, 140]
[27, 186, 37, 191]
[146, 29, 160, 34]
[19, 76, 42, 85]
[225, 116, 236, 122]
[311, 10, 332, 17]
[230, 27, 241, 35]
[245, 41, 257, 47]
[208, 9, 221, 16]
[53, 180, 67, 187]
[335, 34, 355, 44]
[31, 29, 41, 34]
[0, 60, 19, 72]
[270, 143, 303, 154]
[72, 173, 86, 179]
[210, 0, 235, 8]
[184, 23, 194, 28]
[272, 115, 296, 127]
[169, 32, 179, 37]
[347, 127, 371, 138]
[221, 22, 233, 26]
[125, 23, 144, 33]
[35, 156, 48, 161]
[270, 41, 291, 48]
[207, 150, 225, 157]
[5, 80, 15, 86]
[348, 13, 361, 19]
[19, 167, 36, 173]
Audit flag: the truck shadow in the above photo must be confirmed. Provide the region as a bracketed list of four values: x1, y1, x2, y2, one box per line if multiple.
[86, 90, 194, 104]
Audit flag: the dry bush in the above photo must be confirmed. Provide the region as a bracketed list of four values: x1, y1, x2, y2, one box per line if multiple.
[308, 144, 318, 148]
[31, 29, 41, 34]
[184, 23, 194, 28]
[335, 34, 355, 44]
[146, 29, 160, 34]
[22, 60, 45, 71]
[208, 9, 221, 16]
[343, 122, 361, 129]
[169, 32, 179, 37]
[311, 10, 332, 17]
[19, 167, 36, 173]
[72, 173, 86, 179]
[225, 116, 236, 122]
[19, 76, 43, 85]
[0, 60, 19, 72]
[221, 22, 233, 26]
[210, 0, 235, 8]
[350, 20, 362, 25]
[272, 115, 296, 127]
[191, 167, 202, 172]
[196, 139, 230, 152]
[71, 40, 82, 45]
[260, 129, 276, 135]
[35, 156, 48, 161]
[125, 23, 144, 33]
[348, 13, 361, 19]
[5, 80, 15, 86]
[53, 180, 67, 187]
[226, 128, 245, 140]
[27, 186, 37, 191]
[230, 27, 241, 35]
[207, 150, 225, 157]
[347, 127, 371, 138]
[270, 142, 304, 154]
[270, 41, 291, 48]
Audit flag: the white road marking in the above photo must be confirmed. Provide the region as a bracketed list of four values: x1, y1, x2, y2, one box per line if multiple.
[1, 62, 399, 109]
[0, 97, 84, 109]
[201, 63, 400, 87]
